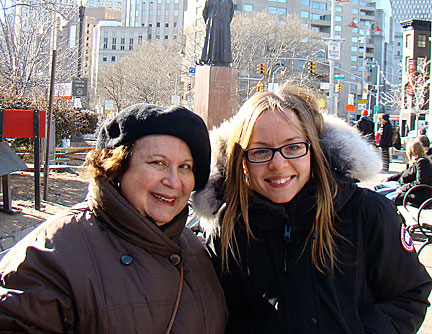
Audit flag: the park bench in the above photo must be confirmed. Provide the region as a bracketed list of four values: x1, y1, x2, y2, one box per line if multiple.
[397, 184, 432, 254]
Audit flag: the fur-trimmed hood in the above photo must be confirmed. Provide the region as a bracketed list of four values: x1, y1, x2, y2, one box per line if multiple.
[191, 113, 382, 236]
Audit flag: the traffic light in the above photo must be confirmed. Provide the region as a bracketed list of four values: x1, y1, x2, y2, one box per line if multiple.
[335, 82, 343, 93]
[308, 61, 317, 75]
[256, 82, 264, 92]
[187, 83, 191, 91]
[256, 63, 267, 75]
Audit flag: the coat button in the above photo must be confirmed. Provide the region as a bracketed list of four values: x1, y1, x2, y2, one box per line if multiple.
[310, 317, 317, 326]
[120, 254, 134, 265]
[169, 253, 181, 266]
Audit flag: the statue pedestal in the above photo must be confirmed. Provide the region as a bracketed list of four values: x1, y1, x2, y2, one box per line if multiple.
[194, 66, 238, 129]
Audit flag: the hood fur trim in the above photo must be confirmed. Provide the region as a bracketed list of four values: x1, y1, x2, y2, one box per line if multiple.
[191, 113, 381, 236]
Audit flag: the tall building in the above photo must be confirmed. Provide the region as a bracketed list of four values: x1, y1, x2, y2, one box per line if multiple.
[390, 0, 432, 22]
[122, 0, 185, 42]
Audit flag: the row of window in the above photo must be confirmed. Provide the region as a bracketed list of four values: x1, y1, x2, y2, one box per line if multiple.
[134, 9, 180, 16]
[405, 34, 428, 49]
[102, 33, 177, 50]
[136, 0, 180, 4]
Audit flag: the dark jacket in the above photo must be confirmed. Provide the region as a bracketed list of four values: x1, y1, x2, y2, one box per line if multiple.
[0, 178, 227, 333]
[192, 114, 432, 334]
[387, 157, 432, 206]
[379, 121, 393, 148]
[354, 116, 374, 142]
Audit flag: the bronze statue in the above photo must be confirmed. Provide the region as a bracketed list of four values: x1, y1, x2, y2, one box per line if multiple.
[200, 0, 234, 66]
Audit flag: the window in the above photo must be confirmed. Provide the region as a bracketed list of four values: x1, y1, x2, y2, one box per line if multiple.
[156, 22, 160, 27]
[351, 55, 357, 61]
[301, 0, 309, 5]
[335, 15, 342, 22]
[300, 10, 309, 18]
[138, 35, 143, 44]
[103, 37, 108, 49]
[129, 38, 134, 50]
[351, 46, 357, 52]
[164, 35, 168, 39]
[112, 56, 116, 62]
[418, 34, 426, 48]
[156, 34, 160, 39]
[269, 0, 286, 2]
[335, 6, 342, 12]
[352, 8, 358, 14]
[112, 38, 116, 50]
[103, 56, 107, 62]
[312, 1, 326, 9]
[335, 25, 341, 31]
[352, 36, 358, 42]
[244, 3, 253, 11]
[352, 27, 358, 33]
[165, 23, 169, 27]
[121, 37, 125, 50]
[406, 34, 412, 48]
[174, 22, 177, 27]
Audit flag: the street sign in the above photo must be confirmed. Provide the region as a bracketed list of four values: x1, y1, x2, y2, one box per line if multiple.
[72, 78, 88, 97]
[358, 104, 366, 110]
[334, 74, 345, 80]
[328, 41, 341, 60]
[189, 67, 196, 74]
[320, 82, 330, 90]
[373, 105, 380, 114]
[104, 100, 114, 112]
[358, 99, 366, 104]
[345, 104, 355, 112]
[366, 61, 377, 66]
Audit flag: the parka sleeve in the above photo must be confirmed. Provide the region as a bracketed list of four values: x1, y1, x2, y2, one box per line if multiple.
[0, 244, 75, 332]
[360, 193, 432, 334]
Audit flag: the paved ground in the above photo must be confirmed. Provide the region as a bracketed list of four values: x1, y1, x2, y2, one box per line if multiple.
[360, 162, 432, 333]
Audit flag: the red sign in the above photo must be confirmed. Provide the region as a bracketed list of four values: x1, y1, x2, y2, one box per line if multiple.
[345, 104, 356, 112]
[3, 109, 46, 138]
[389, 115, 400, 121]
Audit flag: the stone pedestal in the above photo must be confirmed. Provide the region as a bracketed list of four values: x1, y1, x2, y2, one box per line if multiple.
[194, 66, 238, 129]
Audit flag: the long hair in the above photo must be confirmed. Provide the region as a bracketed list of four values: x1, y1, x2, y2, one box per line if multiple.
[221, 85, 338, 272]
[407, 140, 430, 165]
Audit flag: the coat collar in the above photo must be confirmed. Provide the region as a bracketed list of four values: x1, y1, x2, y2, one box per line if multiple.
[87, 178, 187, 258]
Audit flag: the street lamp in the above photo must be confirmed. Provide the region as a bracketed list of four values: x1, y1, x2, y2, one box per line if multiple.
[347, 20, 382, 113]
[77, 0, 87, 78]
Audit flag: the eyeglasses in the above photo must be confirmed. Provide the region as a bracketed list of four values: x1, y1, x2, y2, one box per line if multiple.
[244, 142, 310, 163]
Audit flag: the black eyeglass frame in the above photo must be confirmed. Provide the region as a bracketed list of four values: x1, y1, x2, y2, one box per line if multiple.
[244, 141, 311, 163]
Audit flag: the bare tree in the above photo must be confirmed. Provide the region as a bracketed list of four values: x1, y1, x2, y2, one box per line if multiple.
[97, 41, 183, 112]
[0, 0, 76, 99]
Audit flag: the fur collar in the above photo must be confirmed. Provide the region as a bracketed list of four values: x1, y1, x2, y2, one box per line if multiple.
[191, 113, 381, 236]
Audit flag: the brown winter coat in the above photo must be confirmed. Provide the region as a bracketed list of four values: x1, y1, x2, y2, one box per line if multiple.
[0, 178, 227, 333]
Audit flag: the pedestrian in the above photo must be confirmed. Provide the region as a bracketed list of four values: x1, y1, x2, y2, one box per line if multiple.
[379, 113, 393, 172]
[354, 109, 374, 143]
[0, 104, 227, 332]
[192, 85, 432, 333]
[375, 139, 432, 206]
[418, 135, 432, 156]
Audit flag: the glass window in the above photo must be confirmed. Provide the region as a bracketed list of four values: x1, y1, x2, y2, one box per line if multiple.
[335, 34, 342, 39]
[335, 25, 341, 31]
[352, 36, 358, 42]
[351, 46, 357, 52]
[351, 55, 357, 61]
[352, 8, 358, 14]
[164, 35, 168, 39]
[129, 38, 134, 50]
[312, 1, 326, 9]
[244, 4, 253, 11]
[112, 38, 116, 50]
[112, 56, 116, 62]
[335, 15, 342, 21]
[352, 27, 358, 33]
[277, 8, 286, 15]
[418, 34, 427, 47]
[335, 6, 342, 12]
[406, 34, 412, 48]
[300, 10, 309, 18]
[103, 56, 107, 62]
[103, 37, 108, 49]
[301, 0, 309, 5]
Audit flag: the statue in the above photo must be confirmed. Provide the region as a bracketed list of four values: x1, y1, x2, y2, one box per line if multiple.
[199, 0, 234, 66]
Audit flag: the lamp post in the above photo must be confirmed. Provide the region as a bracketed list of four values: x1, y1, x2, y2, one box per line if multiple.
[77, 0, 87, 78]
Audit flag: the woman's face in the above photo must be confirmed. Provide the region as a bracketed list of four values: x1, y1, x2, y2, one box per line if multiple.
[120, 135, 195, 226]
[244, 109, 311, 204]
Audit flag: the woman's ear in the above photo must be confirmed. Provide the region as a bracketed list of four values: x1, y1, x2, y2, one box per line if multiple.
[242, 159, 250, 185]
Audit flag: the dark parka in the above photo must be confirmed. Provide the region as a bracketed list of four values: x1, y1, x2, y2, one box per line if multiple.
[379, 121, 393, 148]
[386, 157, 432, 206]
[0, 178, 227, 333]
[354, 116, 374, 142]
[191, 114, 432, 334]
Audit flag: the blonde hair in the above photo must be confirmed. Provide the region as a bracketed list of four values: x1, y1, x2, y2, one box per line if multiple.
[221, 85, 338, 272]
[407, 140, 430, 165]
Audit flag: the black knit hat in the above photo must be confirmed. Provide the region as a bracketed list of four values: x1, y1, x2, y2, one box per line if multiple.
[96, 103, 210, 190]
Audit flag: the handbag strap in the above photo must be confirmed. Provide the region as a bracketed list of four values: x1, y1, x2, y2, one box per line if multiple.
[166, 263, 184, 334]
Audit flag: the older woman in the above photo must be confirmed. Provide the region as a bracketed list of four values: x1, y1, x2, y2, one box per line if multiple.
[192, 86, 432, 333]
[0, 104, 226, 333]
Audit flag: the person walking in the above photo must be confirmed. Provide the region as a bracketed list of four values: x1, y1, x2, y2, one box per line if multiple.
[354, 109, 374, 143]
[0, 104, 227, 333]
[192, 85, 432, 334]
[379, 113, 393, 172]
